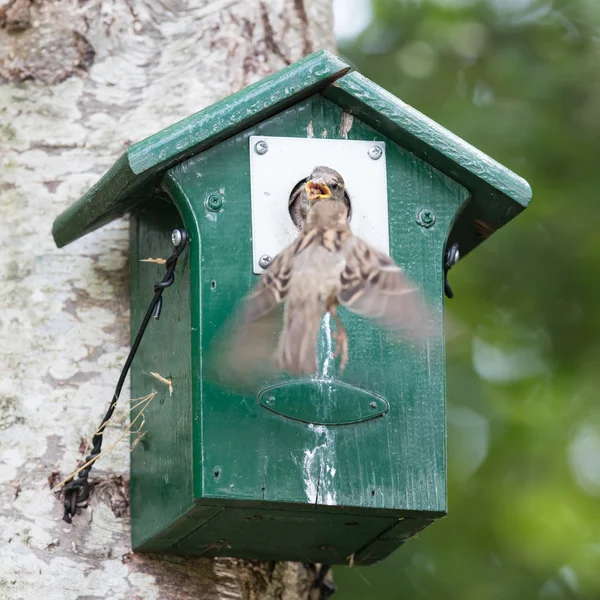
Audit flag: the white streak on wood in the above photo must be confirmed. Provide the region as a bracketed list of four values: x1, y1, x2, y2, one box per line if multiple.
[302, 425, 338, 506]
[316, 313, 334, 380]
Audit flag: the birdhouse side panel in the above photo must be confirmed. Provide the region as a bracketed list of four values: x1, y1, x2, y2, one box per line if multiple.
[129, 200, 195, 549]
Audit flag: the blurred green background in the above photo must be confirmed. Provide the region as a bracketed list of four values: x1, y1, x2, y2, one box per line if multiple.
[332, 0, 600, 598]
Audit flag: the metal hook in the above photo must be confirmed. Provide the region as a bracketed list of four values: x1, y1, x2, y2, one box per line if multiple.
[152, 230, 187, 320]
[444, 243, 460, 299]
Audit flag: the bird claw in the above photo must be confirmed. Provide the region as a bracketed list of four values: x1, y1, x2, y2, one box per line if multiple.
[331, 328, 348, 373]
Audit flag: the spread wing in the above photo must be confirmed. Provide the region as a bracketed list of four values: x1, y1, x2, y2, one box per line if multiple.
[338, 237, 430, 339]
[206, 236, 304, 391]
[242, 235, 303, 323]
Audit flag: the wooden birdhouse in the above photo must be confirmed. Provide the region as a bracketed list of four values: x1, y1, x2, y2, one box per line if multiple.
[52, 51, 531, 565]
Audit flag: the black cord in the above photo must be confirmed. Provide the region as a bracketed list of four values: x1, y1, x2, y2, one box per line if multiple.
[61, 230, 188, 523]
[313, 564, 336, 599]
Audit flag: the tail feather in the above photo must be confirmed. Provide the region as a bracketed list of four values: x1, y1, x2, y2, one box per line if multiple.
[277, 299, 323, 374]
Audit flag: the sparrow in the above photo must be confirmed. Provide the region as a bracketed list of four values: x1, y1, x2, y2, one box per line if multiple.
[209, 168, 430, 387]
[288, 165, 352, 230]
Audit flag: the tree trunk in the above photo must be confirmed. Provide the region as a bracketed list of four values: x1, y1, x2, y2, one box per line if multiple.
[0, 1, 335, 597]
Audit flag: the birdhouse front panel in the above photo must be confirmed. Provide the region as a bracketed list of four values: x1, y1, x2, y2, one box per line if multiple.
[176, 94, 466, 511]
[52, 50, 531, 566]
[125, 95, 470, 563]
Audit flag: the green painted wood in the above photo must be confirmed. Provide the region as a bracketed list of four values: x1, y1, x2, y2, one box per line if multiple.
[323, 71, 533, 258]
[135, 505, 225, 554]
[179, 95, 462, 514]
[52, 50, 530, 260]
[53, 51, 532, 564]
[258, 381, 389, 426]
[352, 517, 434, 565]
[172, 506, 400, 563]
[129, 199, 196, 550]
[146, 94, 468, 562]
[52, 50, 350, 248]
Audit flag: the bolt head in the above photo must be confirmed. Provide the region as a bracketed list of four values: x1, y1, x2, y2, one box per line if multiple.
[259, 255, 272, 269]
[368, 145, 383, 160]
[370, 401, 377, 409]
[417, 209, 436, 228]
[254, 140, 269, 155]
[171, 229, 182, 246]
[206, 194, 223, 212]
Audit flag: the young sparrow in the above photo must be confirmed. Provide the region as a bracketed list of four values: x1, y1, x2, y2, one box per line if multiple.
[211, 167, 430, 385]
[288, 165, 352, 230]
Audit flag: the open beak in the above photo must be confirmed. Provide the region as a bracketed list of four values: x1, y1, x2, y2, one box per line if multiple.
[305, 180, 331, 201]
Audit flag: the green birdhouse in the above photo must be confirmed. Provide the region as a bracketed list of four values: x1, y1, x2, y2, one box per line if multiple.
[52, 51, 531, 565]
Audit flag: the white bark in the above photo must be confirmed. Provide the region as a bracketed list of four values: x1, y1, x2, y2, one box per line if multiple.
[0, 1, 335, 598]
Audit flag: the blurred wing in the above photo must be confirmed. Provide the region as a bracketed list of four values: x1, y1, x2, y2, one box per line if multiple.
[338, 237, 429, 339]
[242, 235, 302, 323]
[206, 305, 282, 394]
[206, 237, 303, 392]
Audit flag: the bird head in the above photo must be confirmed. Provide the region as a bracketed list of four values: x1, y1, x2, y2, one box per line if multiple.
[305, 166, 346, 203]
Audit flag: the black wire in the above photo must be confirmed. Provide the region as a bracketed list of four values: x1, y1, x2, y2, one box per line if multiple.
[61, 230, 188, 523]
[313, 564, 336, 599]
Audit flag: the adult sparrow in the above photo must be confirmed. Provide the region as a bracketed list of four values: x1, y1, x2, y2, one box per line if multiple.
[211, 169, 430, 385]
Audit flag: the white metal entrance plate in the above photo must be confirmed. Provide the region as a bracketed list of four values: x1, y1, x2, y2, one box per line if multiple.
[249, 136, 389, 273]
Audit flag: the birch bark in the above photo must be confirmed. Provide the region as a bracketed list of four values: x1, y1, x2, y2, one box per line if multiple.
[0, 1, 335, 597]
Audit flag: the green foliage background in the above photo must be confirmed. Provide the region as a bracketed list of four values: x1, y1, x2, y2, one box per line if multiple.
[334, 1, 600, 598]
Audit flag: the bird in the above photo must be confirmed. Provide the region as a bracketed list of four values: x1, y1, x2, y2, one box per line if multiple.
[209, 167, 430, 387]
[288, 165, 352, 231]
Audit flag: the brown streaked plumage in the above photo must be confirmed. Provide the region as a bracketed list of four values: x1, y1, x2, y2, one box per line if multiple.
[213, 181, 430, 384]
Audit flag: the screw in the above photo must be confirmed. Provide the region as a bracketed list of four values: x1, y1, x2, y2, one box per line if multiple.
[259, 255, 272, 269]
[417, 209, 436, 228]
[370, 401, 377, 409]
[171, 229, 182, 246]
[254, 140, 269, 155]
[266, 396, 275, 404]
[368, 146, 383, 160]
[206, 194, 223, 212]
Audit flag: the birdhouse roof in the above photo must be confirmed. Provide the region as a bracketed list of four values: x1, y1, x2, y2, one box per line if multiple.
[52, 50, 531, 256]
